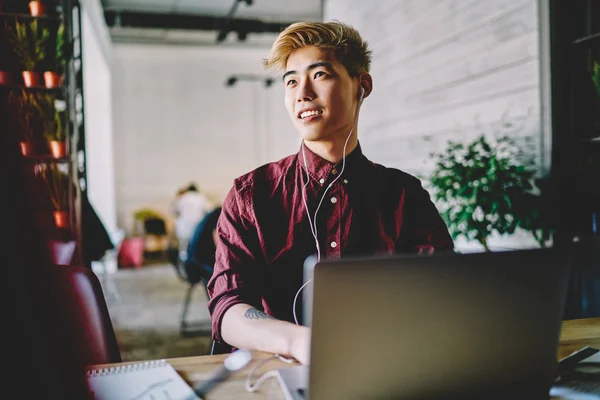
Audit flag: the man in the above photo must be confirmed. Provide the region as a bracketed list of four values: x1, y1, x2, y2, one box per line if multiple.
[207, 21, 453, 365]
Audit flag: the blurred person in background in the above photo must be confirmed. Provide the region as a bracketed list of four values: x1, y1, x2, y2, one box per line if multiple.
[171, 183, 214, 261]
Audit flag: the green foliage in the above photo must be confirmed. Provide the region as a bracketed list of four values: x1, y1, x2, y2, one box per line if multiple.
[6, 19, 50, 71]
[0, 23, 13, 70]
[55, 23, 65, 73]
[592, 60, 600, 99]
[7, 91, 66, 143]
[7, 90, 42, 141]
[37, 95, 66, 142]
[37, 164, 70, 211]
[429, 135, 552, 251]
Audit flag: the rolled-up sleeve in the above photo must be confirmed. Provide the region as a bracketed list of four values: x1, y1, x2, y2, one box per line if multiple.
[207, 181, 263, 343]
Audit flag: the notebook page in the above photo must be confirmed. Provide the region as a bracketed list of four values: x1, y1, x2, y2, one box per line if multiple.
[85, 359, 200, 400]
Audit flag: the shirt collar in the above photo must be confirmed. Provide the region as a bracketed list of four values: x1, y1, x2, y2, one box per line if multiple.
[298, 142, 365, 184]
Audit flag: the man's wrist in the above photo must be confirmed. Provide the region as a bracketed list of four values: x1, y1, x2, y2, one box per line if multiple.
[286, 325, 309, 361]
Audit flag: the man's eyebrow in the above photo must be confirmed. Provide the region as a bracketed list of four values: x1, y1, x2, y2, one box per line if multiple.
[282, 61, 333, 81]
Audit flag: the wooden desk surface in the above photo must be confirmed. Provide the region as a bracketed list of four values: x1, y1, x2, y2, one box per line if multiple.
[557, 317, 600, 360]
[92, 318, 600, 400]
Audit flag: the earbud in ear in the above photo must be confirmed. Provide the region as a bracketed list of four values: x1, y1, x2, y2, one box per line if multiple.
[359, 86, 365, 102]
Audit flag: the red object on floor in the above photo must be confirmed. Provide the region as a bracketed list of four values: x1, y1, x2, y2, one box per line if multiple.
[118, 237, 144, 268]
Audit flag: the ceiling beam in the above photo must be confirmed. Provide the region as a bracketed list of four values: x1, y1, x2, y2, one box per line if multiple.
[104, 10, 293, 39]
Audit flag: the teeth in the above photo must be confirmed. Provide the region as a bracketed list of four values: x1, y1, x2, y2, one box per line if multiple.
[300, 110, 322, 119]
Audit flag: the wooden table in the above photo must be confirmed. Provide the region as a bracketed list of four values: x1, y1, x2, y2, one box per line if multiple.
[92, 318, 600, 399]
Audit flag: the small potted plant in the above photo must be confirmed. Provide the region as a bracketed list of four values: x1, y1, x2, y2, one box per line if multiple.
[39, 94, 66, 157]
[44, 23, 64, 88]
[38, 163, 71, 228]
[7, 19, 49, 87]
[7, 90, 42, 155]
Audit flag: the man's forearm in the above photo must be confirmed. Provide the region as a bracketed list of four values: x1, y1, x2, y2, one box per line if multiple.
[221, 303, 308, 360]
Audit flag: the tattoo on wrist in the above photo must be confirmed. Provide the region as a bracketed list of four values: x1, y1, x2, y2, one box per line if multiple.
[245, 308, 276, 320]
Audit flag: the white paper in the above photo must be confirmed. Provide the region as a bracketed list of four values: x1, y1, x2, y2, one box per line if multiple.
[85, 360, 199, 400]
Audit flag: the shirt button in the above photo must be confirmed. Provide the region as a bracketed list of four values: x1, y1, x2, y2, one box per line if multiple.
[330, 241, 337, 248]
[343, 179, 348, 184]
[319, 178, 325, 184]
[331, 169, 338, 175]
[330, 197, 337, 204]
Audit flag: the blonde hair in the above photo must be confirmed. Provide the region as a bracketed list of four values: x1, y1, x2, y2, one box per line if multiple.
[263, 20, 372, 77]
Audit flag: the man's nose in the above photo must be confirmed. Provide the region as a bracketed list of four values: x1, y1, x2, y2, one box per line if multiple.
[296, 81, 315, 102]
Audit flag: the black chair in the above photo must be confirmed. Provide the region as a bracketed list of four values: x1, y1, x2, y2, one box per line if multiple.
[168, 207, 222, 337]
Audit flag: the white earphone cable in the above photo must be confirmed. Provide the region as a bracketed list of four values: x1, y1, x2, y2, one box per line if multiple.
[244, 353, 295, 392]
[293, 95, 362, 325]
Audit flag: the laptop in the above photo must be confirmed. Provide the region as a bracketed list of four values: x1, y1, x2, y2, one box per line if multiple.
[276, 248, 572, 400]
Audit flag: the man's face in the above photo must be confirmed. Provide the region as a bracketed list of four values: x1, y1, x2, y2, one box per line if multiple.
[283, 46, 358, 143]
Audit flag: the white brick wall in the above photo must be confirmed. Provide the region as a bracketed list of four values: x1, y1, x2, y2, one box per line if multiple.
[325, 0, 543, 251]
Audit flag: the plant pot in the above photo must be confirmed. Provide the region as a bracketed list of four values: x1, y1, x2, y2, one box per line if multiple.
[43, 71, 62, 88]
[53, 210, 69, 228]
[19, 141, 32, 156]
[49, 140, 66, 158]
[28, 1, 46, 16]
[22, 71, 41, 88]
[0, 71, 12, 85]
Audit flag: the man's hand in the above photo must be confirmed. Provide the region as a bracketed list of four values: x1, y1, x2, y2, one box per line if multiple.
[289, 325, 311, 365]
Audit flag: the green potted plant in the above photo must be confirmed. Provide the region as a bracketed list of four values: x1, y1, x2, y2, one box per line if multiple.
[7, 90, 44, 155]
[44, 23, 65, 88]
[38, 94, 66, 157]
[7, 19, 49, 87]
[40, 94, 66, 158]
[428, 135, 552, 251]
[37, 163, 71, 228]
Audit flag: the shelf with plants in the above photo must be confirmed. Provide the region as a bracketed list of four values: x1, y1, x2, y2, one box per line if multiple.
[1, 0, 87, 262]
[6, 90, 68, 159]
[2, 16, 65, 88]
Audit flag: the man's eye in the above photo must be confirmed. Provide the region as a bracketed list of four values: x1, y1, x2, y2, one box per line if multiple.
[286, 79, 297, 86]
[314, 71, 326, 79]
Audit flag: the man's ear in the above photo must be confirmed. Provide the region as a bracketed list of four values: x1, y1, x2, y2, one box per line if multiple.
[358, 73, 373, 100]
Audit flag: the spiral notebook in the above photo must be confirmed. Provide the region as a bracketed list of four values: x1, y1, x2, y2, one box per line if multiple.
[85, 359, 200, 400]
